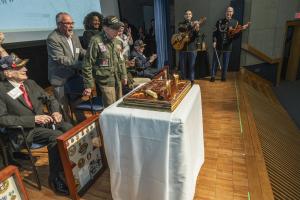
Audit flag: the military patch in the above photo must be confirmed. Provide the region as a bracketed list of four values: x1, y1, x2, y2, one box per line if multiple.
[99, 59, 109, 66]
[98, 43, 107, 52]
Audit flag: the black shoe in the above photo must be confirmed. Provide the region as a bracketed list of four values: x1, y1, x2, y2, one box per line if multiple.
[210, 77, 215, 82]
[191, 80, 195, 85]
[221, 78, 226, 82]
[48, 176, 69, 195]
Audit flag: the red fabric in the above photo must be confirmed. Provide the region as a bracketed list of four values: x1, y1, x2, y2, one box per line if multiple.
[19, 84, 33, 110]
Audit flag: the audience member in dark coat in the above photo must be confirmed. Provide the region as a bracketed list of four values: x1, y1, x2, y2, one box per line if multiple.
[131, 40, 158, 78]
[0, 54, 72, 195]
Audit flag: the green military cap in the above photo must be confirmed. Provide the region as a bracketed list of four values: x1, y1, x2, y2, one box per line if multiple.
[103, 16, 124, 30]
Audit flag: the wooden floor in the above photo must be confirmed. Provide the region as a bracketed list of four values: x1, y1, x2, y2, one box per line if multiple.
[23, 73, 250, 200]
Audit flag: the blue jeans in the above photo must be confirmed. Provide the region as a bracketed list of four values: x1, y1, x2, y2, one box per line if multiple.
[211, 50, 231, 80]
[179, 51, 197, 81]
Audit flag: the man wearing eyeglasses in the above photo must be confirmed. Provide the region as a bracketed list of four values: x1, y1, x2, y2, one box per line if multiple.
[47, 12, 86, 119]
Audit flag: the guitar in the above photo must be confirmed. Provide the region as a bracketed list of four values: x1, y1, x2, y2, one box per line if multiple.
[171, 17, 206, 51]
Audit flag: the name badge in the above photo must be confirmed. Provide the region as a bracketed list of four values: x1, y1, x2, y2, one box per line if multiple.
[98, 43, 107, 52]
[75, 48, 80, 54]
[7, 87, 23, 99]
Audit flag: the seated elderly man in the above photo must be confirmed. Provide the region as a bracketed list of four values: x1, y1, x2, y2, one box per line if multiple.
[130, 40, 158, 78]
[0, 54, 72, 195]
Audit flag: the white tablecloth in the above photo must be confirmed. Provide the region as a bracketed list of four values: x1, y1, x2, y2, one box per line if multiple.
[100, 85, 204, 200]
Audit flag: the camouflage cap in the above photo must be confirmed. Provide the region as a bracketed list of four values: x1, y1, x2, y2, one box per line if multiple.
[102, 16, 124, 30]
[0, 53, 29, 71]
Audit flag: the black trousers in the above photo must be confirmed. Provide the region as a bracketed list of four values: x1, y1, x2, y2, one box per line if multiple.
[27, 122, 73, 178]
[6, 122, 73, 178]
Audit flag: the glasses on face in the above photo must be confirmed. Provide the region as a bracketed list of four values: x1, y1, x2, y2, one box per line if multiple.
[60, 21, 75, 26]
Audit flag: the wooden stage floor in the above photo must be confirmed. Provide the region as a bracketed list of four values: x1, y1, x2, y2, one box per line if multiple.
[23, 73, 249, 200]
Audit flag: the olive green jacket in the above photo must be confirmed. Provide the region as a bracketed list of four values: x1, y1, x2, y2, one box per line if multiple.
[82, 31, 127, 88]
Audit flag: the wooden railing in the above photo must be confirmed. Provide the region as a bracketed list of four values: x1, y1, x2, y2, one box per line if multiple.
[242, 44, 281, 64]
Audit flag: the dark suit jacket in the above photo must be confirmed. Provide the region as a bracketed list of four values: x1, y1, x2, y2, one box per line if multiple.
[131, 50, 158, 78]
[0, 79, 60, 128]
[47, 29, 86, 86]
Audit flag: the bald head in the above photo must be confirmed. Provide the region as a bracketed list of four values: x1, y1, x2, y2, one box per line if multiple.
[226, 6, 234, 20]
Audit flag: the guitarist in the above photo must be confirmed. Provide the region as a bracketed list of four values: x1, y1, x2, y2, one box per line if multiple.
[178, 10, 201, 83]
[210, 6, 250, 82]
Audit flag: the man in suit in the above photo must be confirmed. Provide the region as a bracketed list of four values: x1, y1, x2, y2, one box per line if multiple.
[47, 12, 86, 117]
[0, 54, 72, 195]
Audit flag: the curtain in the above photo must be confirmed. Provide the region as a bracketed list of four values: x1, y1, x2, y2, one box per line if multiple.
[154, 0, 172, 69]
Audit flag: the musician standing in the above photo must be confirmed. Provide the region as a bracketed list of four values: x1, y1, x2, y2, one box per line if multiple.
[210, 6, 249, 82]
[178, 10, 201, 84]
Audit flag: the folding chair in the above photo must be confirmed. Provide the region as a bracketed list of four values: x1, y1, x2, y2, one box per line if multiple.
[0, 126, 46, 190]
[65, 75, 104, 124]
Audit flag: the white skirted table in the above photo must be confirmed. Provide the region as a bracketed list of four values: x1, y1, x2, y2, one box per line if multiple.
[100, 85, 204, 200]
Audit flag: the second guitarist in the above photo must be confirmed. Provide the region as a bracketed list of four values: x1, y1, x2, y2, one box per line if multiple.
[178, 10, 201, 83]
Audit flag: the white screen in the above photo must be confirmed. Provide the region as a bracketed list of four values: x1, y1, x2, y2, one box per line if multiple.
[0, 0, 101, 43]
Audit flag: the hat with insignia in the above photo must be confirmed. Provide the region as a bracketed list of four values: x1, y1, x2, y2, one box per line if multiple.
[0, 53, 29, 71]
[102, 15, 124, 30]
[134, 40, 146, 47]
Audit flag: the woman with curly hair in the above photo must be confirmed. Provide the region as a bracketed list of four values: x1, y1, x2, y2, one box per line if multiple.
[82, 11, 103, 49]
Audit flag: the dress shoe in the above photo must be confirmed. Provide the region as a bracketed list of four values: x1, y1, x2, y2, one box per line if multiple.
[48, 176, 69, 195]
[221, 78, 226, 82]
[210, 77, 215, 82]
[191, 80, 195, 85]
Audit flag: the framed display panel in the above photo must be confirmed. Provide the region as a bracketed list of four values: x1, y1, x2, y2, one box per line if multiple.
[0, 165, 29, 200]
[57, 114, 106, 200]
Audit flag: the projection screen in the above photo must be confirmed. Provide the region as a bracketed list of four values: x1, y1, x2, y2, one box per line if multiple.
[0, 0, 101, 43]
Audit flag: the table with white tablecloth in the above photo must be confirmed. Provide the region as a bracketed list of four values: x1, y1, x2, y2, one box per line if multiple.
[100, 85, 204, 200]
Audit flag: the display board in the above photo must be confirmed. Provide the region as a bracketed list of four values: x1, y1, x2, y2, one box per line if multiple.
[57, 114, 106, 200]
[0, 165, 29, 200]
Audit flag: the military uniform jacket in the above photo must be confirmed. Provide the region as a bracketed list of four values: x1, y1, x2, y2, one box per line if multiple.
[213, 18, 238, 51]
[47, 29, 86, 86]
[0, 79, 60, 128]
[82, 31, 127, 88]
[178, 20, 201, 51]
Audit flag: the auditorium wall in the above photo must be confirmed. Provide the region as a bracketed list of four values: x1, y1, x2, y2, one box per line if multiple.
[241, 0, 300, 66]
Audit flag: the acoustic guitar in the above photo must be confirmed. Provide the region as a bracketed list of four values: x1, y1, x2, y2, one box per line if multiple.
[171, 17, 206, 51]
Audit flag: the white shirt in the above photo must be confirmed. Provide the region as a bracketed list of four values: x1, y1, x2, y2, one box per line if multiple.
[8, 80, 22, 88]
[65, 36, 74, 57]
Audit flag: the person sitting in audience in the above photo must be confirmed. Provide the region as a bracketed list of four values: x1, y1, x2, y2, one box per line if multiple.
[122, 19, 138, 41]
[0, 32, 9, 81]
[82, 11, 103, 49]
[137, 26, 147, 41]
[131, 40, 158, 78]
[116, 23, 133, 59]
[0, 32, 9, 58]
[0, 54, 73, 195]
[47, 12, 86, 120]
